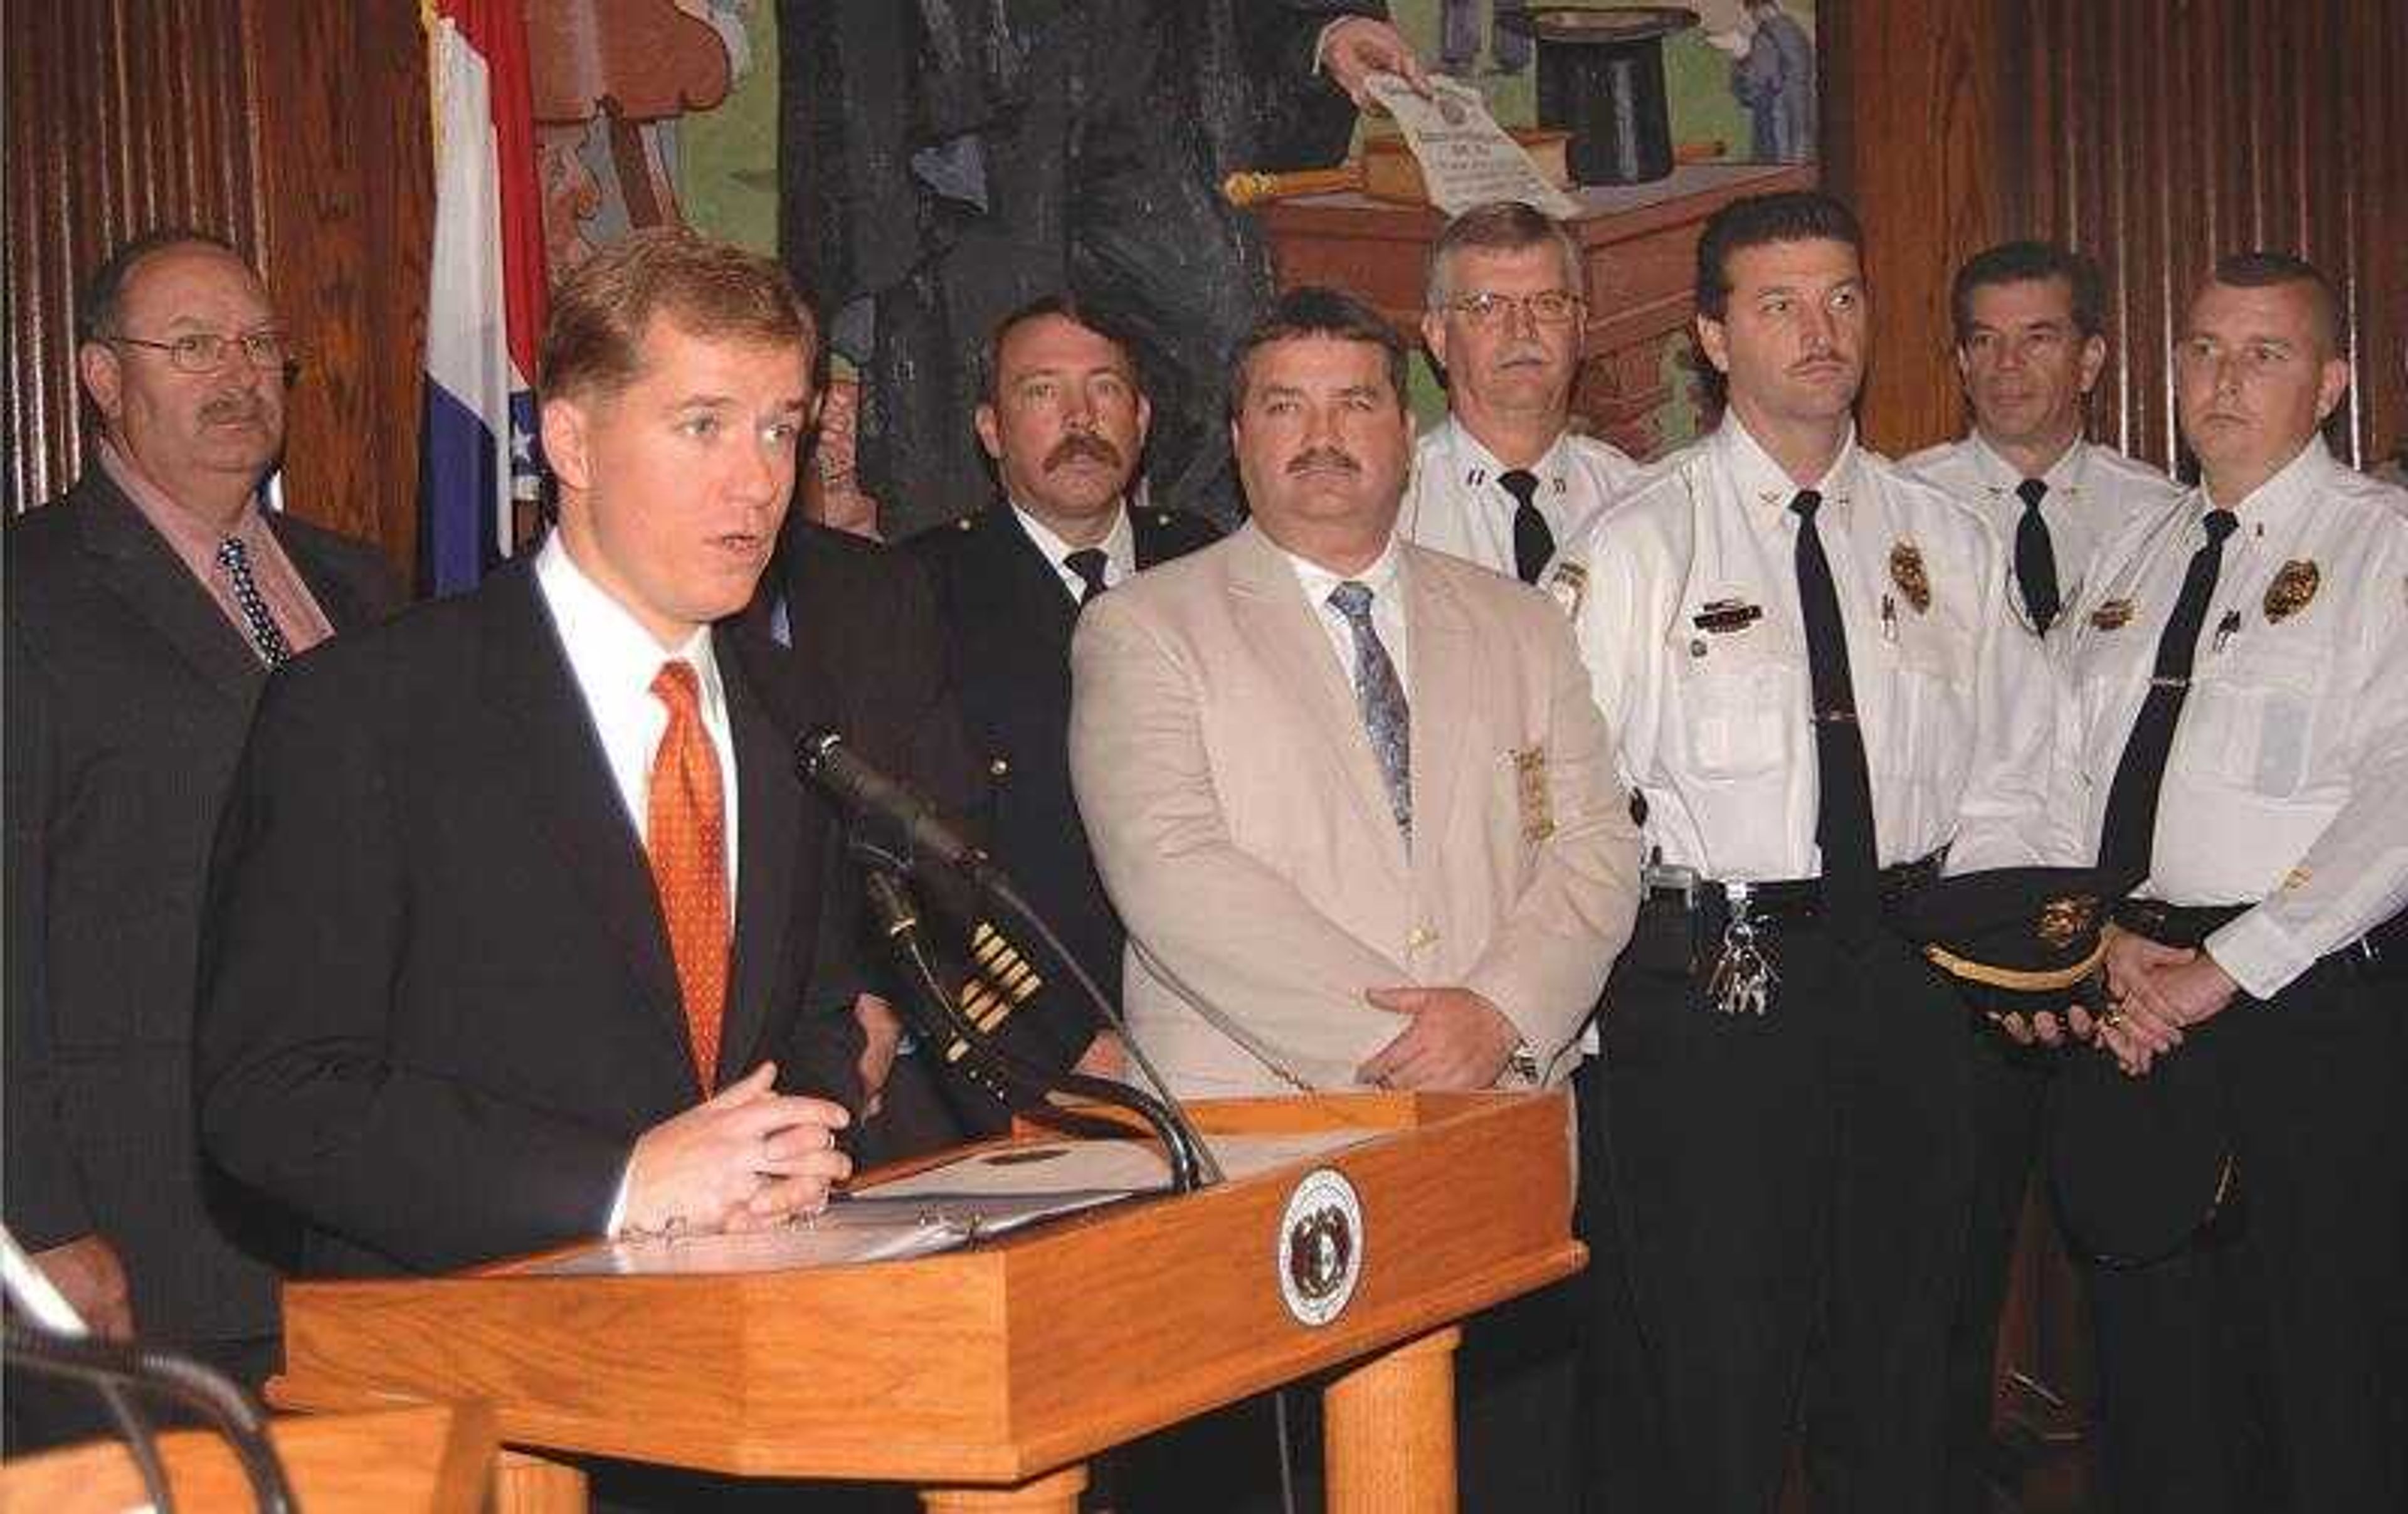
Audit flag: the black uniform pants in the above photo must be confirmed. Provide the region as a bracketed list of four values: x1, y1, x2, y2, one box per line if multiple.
[1571, 1052, 1664, 1512]
[2083, 954, 2408, 1514]
[1602, 901, 1973, 1514]
[1941, 1025, 2052, 1511]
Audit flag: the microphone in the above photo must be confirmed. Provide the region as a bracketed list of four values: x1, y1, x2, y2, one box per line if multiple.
[796, 730, 1223, 1188]
[800, 729, 1000, 890]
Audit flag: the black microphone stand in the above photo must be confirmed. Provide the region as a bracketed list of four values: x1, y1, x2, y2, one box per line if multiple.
[3, 1320, 297, 1514]
[852, 847, 1212, 1194]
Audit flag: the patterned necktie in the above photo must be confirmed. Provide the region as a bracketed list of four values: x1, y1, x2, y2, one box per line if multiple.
[647, 661, 729, 1093]
[1790, 490, 1880, 918]
[1328, 581, 1412, 842]
[2096, 509, 2239, 889]
[1499, 468, 1552, 586]
[1064, 547, 1111, 606]
[216, 537, 292, 667]
[2014, 477, 2062, 633]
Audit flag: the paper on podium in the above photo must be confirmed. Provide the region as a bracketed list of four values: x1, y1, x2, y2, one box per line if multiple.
[531, 1129, 1376, 1277]
[1365, 73, 1579, 219]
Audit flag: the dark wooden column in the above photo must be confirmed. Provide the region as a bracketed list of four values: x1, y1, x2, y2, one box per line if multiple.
[243, 0, 435, 568]
[1819, 0, 2008, 458]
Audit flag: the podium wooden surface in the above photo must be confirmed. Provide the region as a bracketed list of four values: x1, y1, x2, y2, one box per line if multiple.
[0, 1401, 495, 1513]
[1257, 160, 1818, 460]
[268, 1091, 1582, 1510]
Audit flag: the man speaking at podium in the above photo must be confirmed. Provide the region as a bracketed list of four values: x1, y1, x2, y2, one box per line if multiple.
[198, 230, 861, 1281]
[1070, 285, 1640, 1106]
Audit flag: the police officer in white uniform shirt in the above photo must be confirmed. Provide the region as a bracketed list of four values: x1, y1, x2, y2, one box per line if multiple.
[1906, 241, 2182, 640]
[1550, 191, 2054, 1514]
[1398, 198, 1649, 1512]
[1400, 201, 1642, 585]
[1901, 240, 2184, 1513]
[2051, 251, 2408, 1514]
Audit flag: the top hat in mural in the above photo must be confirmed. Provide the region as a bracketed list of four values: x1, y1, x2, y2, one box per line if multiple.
[1499, 7, 1700, 186]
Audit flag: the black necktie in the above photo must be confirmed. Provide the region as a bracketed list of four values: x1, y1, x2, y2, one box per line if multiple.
[1499, 469, 1551, 585]
[1063, 548, 1110, 606]
[2014, 477, 2062, 634]
[2096, 508, 2240, 889]
[1791, 490, 1879, 917]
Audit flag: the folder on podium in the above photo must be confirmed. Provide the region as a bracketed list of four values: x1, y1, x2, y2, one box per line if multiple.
[267, 1091, 1585, 1513]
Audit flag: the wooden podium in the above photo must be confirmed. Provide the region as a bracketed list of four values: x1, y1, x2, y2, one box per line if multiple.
[0, 1401, 496, 1513]
[268, 1092, 1583, 1511]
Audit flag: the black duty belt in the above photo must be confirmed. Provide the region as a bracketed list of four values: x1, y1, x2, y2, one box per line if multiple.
[2116, 897, 2408, 982]
[1642, 851, 1943, 925]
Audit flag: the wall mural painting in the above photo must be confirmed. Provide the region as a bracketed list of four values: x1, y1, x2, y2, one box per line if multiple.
[524, 2, 1817, 527]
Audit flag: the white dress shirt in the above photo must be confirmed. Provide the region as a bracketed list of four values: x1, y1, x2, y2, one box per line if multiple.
[1903, 430, 2182, 639]
[1553, 415, 2054, 882]
[534, 534, 741, 904]
[1011, 499, 1136, 604]
[1399, 415, 1645, 580]
[535, 534, 747, 1234]
[2051, 440, 2408, 997]
[1278, 532, 1412, 691]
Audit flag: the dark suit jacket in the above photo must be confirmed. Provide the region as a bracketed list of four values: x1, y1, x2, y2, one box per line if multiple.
[196, 557, 861, 1278]
[4, 472, 399, 1343]
[728, 521, 1002, 1147]
[906, 503, 1221, 1066]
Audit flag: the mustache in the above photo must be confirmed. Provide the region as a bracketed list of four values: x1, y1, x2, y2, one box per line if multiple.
[1043, 433, 1124, 472]
[1286, 445, 1360, 477]
[199, 394, 269, 425]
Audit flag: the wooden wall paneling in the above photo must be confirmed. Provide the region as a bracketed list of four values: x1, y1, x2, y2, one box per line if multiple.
[4, 0, 263, 513]
[5, 3, 430, 569]
[1820, 0, 2008, 458]
[2011, 0, 2405, 476]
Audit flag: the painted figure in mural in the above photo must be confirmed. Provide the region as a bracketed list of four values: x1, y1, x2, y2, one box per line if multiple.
[779, 2, 1424, 540]
[1439, 0, 1531, 77]
[1710, 0, 1815, 161]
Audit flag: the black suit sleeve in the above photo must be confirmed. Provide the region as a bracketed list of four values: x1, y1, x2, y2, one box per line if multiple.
[196, 664, 629, 1274]
[4, 611, 95, 1249]
[1227, 0, 1386, 172]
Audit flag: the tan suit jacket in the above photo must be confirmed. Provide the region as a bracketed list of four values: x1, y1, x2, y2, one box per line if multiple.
[1069, 522, 1641, 1097]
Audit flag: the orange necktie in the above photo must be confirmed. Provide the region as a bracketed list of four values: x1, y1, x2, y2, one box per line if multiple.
[647, 661, 729, 1092]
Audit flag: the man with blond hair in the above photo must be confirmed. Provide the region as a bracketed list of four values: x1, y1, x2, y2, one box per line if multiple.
[200, 228, 860, 1280]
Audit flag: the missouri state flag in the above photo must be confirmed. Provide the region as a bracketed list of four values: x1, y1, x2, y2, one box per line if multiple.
[420, 0, 545, 595]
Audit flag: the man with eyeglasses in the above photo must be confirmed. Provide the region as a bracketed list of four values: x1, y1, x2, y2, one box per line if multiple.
[1548, 191, 2053, 1511]
[1401, 200, 1641, 587]
[2048, 251, 2408, 1514]
[1898, 239, 2180, 1513]
[4, 229, 399, 1450]
[1400, 199, 1646, 1511]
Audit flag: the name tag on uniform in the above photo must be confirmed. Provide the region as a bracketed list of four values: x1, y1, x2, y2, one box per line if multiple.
[1692, 598, 1763, 634]
[1512, 746, 1553, 842]
[1545, 561, 1588, 619]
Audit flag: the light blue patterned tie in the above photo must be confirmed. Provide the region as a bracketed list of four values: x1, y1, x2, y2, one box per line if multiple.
[216, 536, 291, 667]
[1328, 581, 1410, 841]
